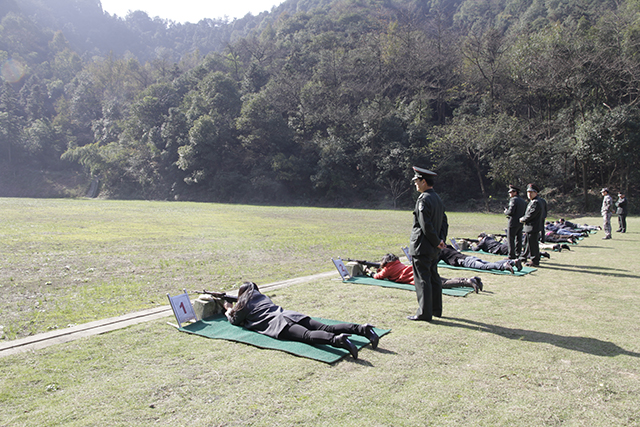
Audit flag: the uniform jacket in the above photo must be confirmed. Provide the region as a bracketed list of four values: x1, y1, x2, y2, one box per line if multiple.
[504, 196, 527, 229]
[409, 188, 448, 257]
[538, 196, 548, 236]
[439, 245, 466, 266]
[226, 290, 307, 339]
[520, 197, 543, 233]
[475, 236, 509, 255]
[373, 260, 414, 284]
[601, 195, 614, 215]
[616, 197, 628, 215]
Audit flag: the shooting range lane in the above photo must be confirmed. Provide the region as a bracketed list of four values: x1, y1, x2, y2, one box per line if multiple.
[0, 270, 339, 357]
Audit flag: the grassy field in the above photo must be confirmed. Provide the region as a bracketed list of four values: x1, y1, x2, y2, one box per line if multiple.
[1, 198, 639, 426]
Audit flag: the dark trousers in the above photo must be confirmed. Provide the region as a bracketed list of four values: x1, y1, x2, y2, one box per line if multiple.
[279, 317, 364, 346]
[411, 253, 442, 320]
[506, 225, 523, 259]
[618, 214, 627, 232]
[520, 230, 540, 264]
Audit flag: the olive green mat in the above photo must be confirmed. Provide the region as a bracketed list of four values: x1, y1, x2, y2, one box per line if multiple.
[343, 275, 475, 297]
[178, 314, 390, 364]
[437, 261, 536, 275]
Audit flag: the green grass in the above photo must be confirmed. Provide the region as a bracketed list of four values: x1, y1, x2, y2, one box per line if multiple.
[1, 198, 639, 426]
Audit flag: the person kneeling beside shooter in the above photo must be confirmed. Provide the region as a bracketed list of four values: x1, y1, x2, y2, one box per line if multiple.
[224, 281, 379, 360]
[371, 253, 483, 293]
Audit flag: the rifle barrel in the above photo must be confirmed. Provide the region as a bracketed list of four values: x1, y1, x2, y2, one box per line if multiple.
[345, 258, 381, 268]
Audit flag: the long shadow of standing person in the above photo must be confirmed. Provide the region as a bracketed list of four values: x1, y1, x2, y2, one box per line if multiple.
[441, 317, 640, 358]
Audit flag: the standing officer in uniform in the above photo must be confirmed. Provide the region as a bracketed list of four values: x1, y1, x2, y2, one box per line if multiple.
[504, 185, 527, 260]
[519, 183, 543, 267]
[616, 192, 628, 233]
[407, 166, 448, 322]
[601, 188, 614, 239]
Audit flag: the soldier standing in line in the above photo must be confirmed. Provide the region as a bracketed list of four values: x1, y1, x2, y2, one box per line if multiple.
[519, 183, 543, 267]
[601, 188, 614, 240]
[616, 192, 628, 233]
[504, 185, 527, 260]
[407, 166, 448, 322]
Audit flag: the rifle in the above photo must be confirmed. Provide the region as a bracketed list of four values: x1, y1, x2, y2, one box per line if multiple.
[345, 258, 381, 269]
[194, 290, 238, 303]
[458, 238, 480, 243]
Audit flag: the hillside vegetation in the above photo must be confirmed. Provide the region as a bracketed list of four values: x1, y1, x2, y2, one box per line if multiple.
[1, 0, 638, 211]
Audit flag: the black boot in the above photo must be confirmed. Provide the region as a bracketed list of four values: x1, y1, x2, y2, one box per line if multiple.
[333, 334, 358, 359]
[362, 324, 379, 349]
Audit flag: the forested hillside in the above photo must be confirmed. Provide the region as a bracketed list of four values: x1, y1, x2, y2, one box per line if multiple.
[1, 0, 638, 211]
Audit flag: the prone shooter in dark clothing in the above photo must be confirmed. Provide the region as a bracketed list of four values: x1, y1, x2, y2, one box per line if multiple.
[439, 245, 521, 273]
[472, 233, 509, 256]
[224, 281, 379, 360]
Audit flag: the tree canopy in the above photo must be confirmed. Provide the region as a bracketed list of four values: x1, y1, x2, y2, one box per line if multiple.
[0, 0, 638, 211]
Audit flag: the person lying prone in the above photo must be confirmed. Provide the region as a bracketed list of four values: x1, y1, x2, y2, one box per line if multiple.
[439, 245, 522, 273]
[370, 253, 483, 292]
[224, 281, 379, 359]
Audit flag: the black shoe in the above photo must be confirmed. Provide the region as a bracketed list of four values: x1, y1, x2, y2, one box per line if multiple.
[616, 229, 622, 232]
[541, 252, 551, 259]
[473, 276, 483, 292]
[468, 278, 479, 293]
[362, 324, 379, 349]
[334, 334, 358, 359]
[515, 259, 523, 271]
[561, 244, 571, 251]
[602, 236, 612, 240]
[525, 261, 539, 267]
[407, 315, 431, 321]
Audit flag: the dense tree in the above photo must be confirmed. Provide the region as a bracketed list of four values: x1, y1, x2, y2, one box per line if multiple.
[1, 0, 638, 210]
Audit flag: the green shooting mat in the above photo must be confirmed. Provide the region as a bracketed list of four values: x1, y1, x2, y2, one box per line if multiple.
[437, 261, 536, 275]
[461, 249, 504, 257]
[179, 314, 390, 364]
[343, 275, 475, 297]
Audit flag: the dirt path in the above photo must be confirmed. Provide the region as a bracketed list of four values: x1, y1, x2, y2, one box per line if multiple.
[0, 270, 339, 357]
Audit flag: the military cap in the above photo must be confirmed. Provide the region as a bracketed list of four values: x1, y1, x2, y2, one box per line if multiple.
[508, 185, 520, 193]
[600, 188, 609, 193]
[412, 166, 437, 180]
[526, 183, 540, 193]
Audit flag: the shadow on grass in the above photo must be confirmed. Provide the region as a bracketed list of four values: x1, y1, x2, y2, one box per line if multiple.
[439, 317, 640, 358]
[570, 245, 615, 249]
[540, 263, 640, 279]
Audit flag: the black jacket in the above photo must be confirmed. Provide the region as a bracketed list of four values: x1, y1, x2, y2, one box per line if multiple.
[616, 197, 628, 215]
[439, 245, 466, 266]
[227, 290, 307, 338]
[520, 197, 543, 233]
[504, 196, 527, 229]
[409, 188, 448, 257]
[475, 236, 509, 255]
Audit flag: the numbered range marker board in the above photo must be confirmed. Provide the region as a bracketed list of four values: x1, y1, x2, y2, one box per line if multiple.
[167, 290, 197, 328]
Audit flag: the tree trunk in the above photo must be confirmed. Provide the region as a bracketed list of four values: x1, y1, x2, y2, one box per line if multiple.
[474, 158, 488, 211]
[582, 161, 588, 211]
